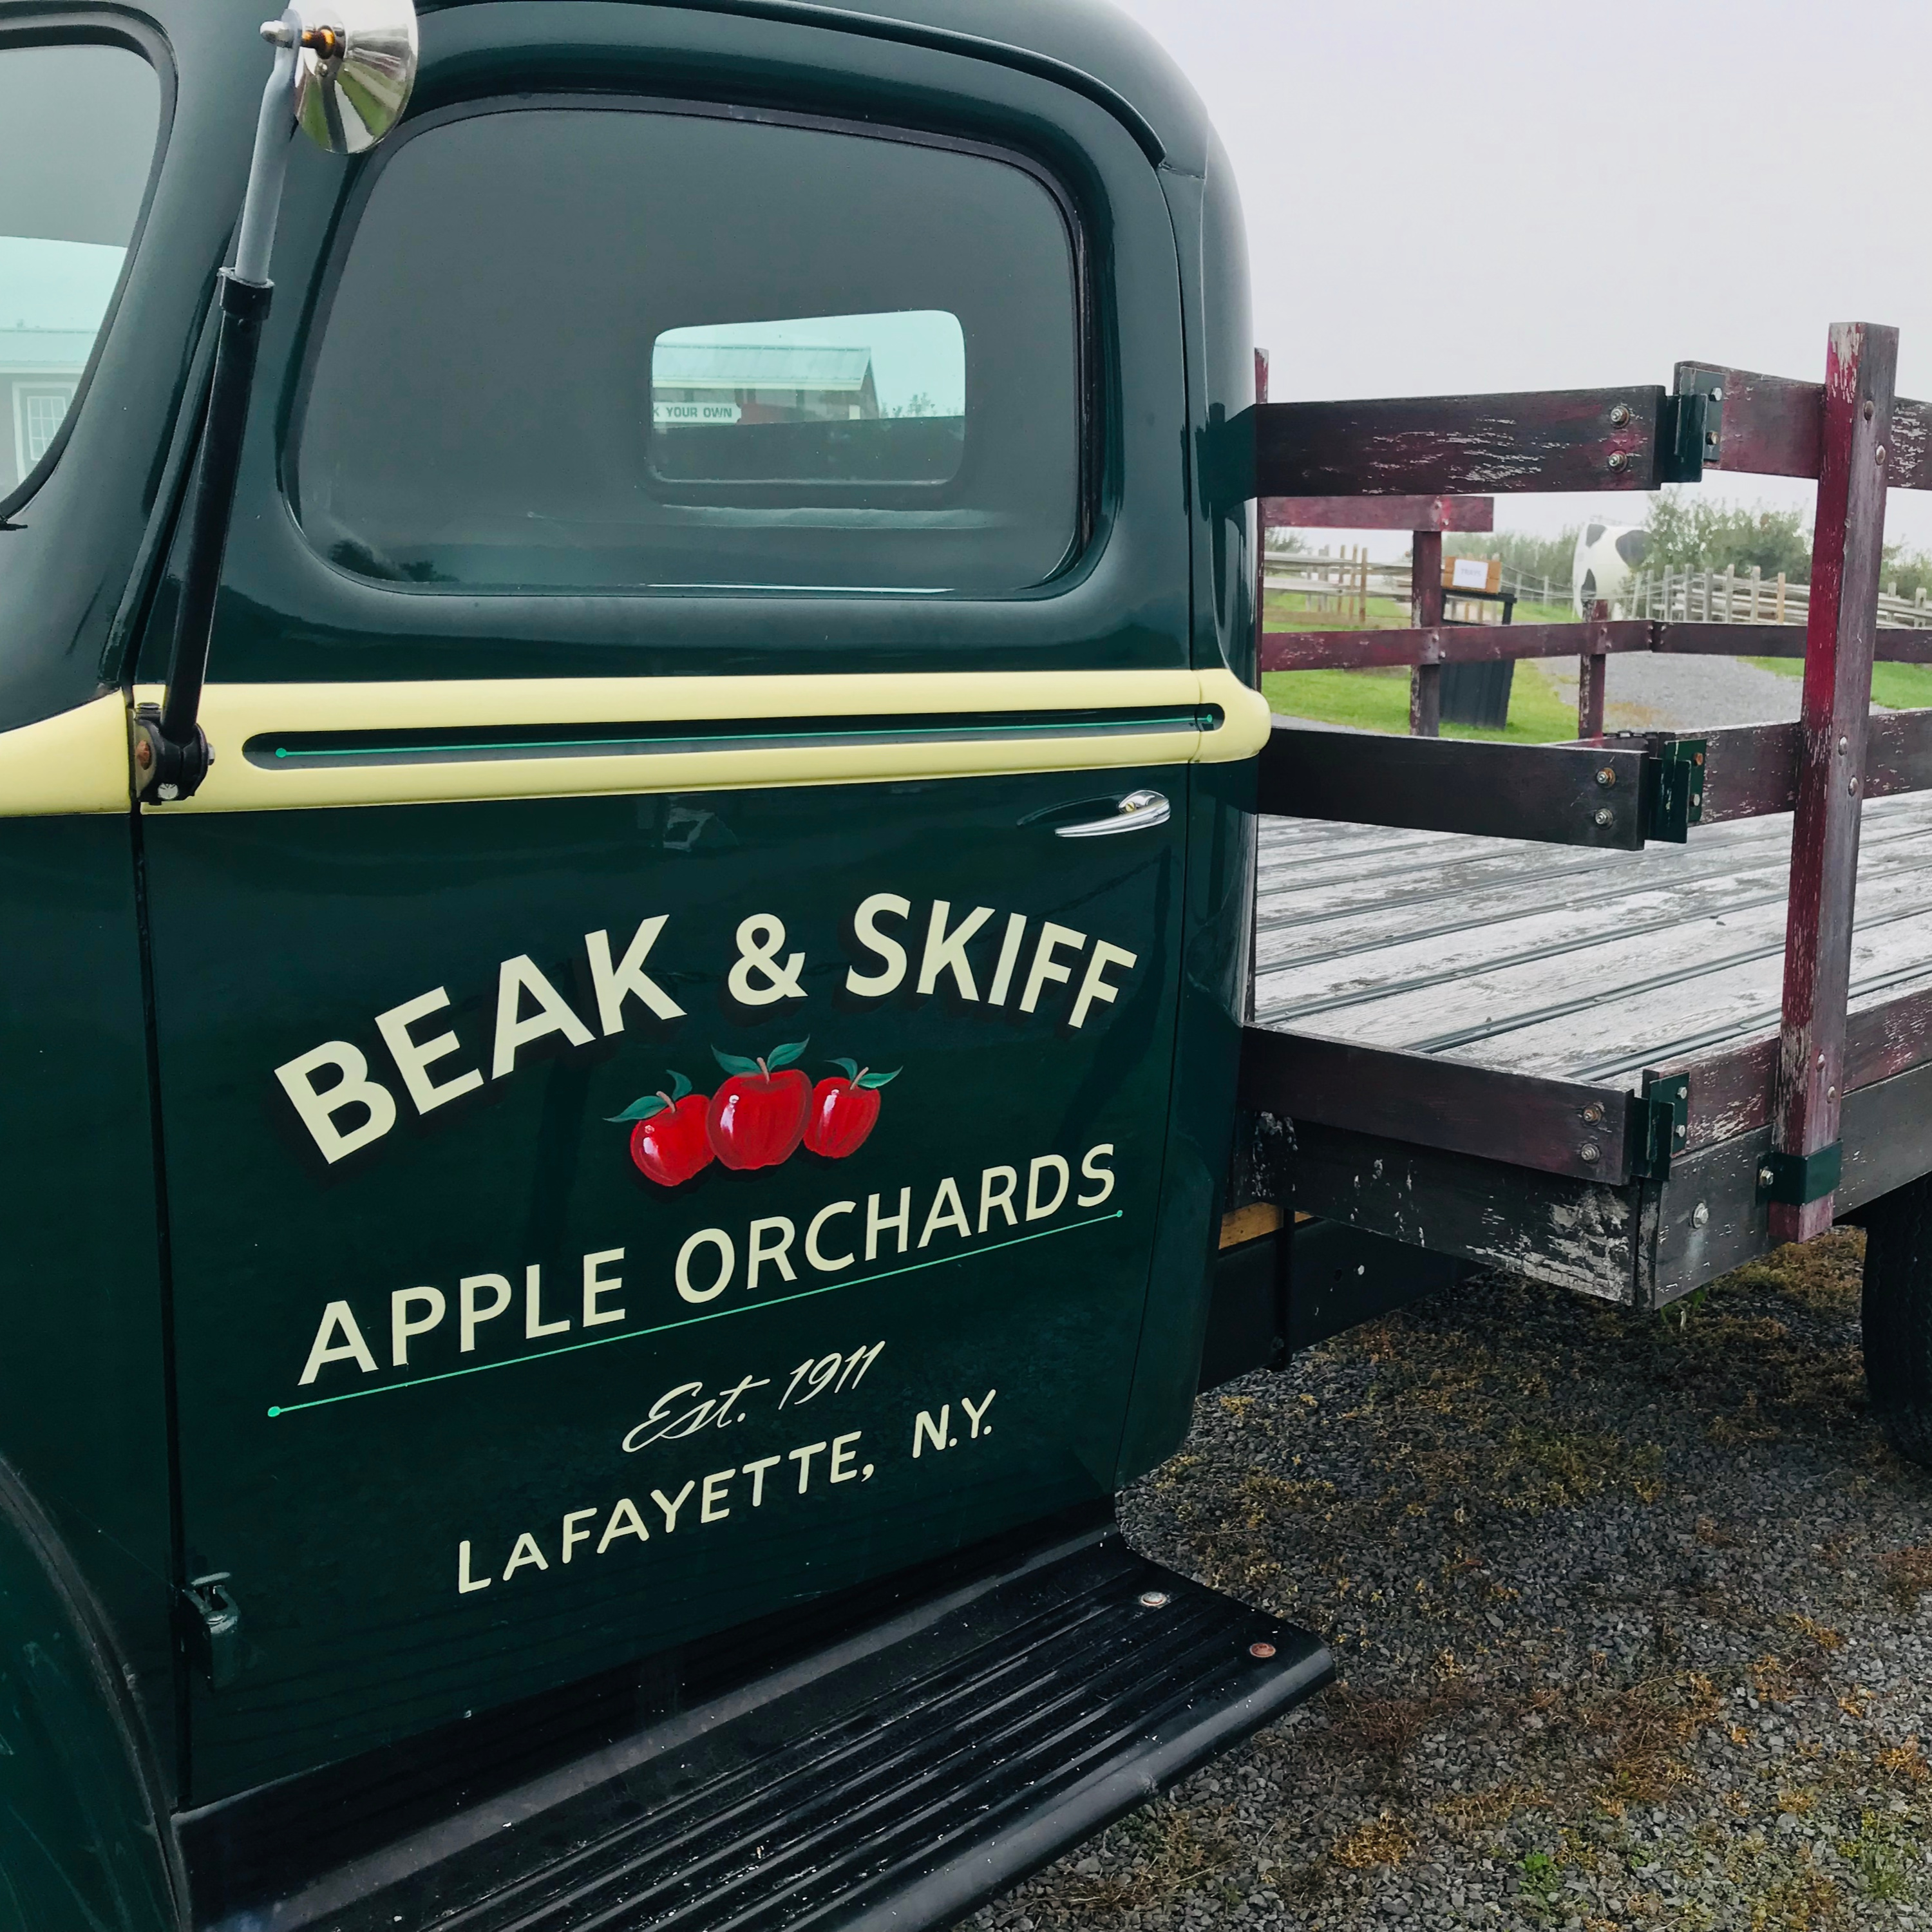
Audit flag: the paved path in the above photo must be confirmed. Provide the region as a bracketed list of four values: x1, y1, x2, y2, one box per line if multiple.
[1530, 653, 1805, 731]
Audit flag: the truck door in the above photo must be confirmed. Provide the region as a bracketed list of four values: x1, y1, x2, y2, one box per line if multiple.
[137, 32, 1262, 1800]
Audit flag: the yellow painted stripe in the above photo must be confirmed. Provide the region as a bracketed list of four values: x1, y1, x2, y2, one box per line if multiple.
[0, 694, 132, 816]
[0, 670, 1269, 819]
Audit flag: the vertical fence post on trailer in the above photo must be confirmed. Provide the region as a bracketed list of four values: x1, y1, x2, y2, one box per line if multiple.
[1410, 530, 1443, 736]
[1577, 599, 1609, 739]
[1769, 321, 1897, 1243]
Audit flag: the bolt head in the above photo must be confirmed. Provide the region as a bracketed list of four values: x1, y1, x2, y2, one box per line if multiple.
[1582, 1103, 1604, 1125]
[1758, 1166, 1776, 1188]
[1864, 400, 1876, 421]
[1596, 766, 1616, 786]
[1837, 735, 1849, 755]
[1710, 385, 1723, 402]
[1249, 1641, 1276, 1660]
[1692, 1203, 1710, 1227]
[1607, 451, 1628, 471]
[1609, 404, 1631, 426]
[1139, 1590, 1170, 1609]
[1580, 1142, 1602, 1164]
[1877, 445, 1888, 465]
[156, 782, 179, 801]
[1676, 1124, 1687, 1139]
[1594, 806, 1615, 826]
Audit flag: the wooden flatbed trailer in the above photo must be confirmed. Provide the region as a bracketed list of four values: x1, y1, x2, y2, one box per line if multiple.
[1214, 329, 1932, 1435]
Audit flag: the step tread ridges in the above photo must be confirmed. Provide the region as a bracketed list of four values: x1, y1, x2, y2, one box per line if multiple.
[233, 1535, 1329, 1932]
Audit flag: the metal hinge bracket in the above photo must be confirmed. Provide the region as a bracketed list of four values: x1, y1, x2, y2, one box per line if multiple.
[1636, 1072, 1690, 1178]
[1661, 365, 1727, 482]
[1757, 1143, 1842, 1207]
[179, 1573, 242, 1690]
[1646, 739, 1707, 844]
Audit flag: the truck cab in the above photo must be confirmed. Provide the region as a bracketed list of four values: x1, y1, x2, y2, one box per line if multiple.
[0, 2, 1322, 1922]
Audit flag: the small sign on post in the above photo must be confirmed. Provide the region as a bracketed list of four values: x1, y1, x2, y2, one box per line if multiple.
[1446, 557, 1501, 594]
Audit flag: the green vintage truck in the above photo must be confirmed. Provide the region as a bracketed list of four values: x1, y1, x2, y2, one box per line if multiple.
[0, 1, 1334, 1923]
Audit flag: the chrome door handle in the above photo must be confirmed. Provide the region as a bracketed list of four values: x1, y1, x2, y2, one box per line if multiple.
[1054, 789, 1171, 838]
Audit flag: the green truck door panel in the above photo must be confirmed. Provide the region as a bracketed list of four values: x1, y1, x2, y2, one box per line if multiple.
[134, 15, 1202, 1802]
[144, 772, 1186, 1794]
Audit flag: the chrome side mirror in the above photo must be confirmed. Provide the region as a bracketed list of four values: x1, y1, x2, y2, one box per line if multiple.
[292, 0, 419, 155]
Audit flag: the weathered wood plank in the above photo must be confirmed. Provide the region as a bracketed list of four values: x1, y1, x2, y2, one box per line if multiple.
[1261, 618, 1643, 672]
[1280, 869, 1932, 1075]
[1649, 976, 1932, 1154]
[1452, 900, 1932, 1091]
[1277, 1119, 1638, 1302]
[1772, 322, 1898, 1240]
[1677, 708, 1932, 824]
[1256, 818, 1932, 1003]
[1240, 1028, 1634, 1183]
[1250, 388, 1664, 498]
[1256, 723, 1649, 848]
[1682, 362, 1823, 479]
[1262, 495, 1494, 532]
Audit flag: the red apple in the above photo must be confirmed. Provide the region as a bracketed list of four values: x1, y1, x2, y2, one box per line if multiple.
[706, 1042, 811, 1170]
[804, 1059, 899, 1159]
[607, 1073, 714, 1186]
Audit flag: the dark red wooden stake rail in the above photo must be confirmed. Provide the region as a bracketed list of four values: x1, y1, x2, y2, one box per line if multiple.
[1247, 326, 1932, 1236]
[1771, 325, 1897, 1238]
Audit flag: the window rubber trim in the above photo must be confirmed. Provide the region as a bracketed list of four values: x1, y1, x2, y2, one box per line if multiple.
[279, 88, 1101, 594]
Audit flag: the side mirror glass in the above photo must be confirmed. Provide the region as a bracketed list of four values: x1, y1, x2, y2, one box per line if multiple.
[649, 310, 966, 488]
[294, 0, 418, 154]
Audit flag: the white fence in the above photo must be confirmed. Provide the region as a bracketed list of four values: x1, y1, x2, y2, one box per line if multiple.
[1264, 545, 1932, 632]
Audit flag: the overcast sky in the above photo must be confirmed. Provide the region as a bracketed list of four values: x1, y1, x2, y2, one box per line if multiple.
[1106, 0, 1932, 560]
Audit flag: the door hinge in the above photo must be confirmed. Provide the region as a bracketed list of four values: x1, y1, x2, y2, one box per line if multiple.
[1757, 1143, 1842, 1207]
[180, 1573, 242, 1690]
[1645, 739, 1707, 844]
[1636, 1072, 1690, 1177]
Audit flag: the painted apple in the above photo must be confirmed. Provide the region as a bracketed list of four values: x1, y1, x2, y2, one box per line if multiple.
[609, 1073, 714, 1186]
[804, 1059, 900, 1160]
[607, 1072, 714, 1186]
[706, 1040, 811, 1170]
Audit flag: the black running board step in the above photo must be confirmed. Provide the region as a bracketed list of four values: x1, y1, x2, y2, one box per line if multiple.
[223, 1524, 1331, 1932]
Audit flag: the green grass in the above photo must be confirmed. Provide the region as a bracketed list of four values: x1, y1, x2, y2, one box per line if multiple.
[1262, 591, 1412, 630]
[1745, 657, 1932, 710]
[1261, 663, 1578, 743]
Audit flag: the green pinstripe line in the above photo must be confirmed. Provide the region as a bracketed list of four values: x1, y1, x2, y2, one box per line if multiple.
[265, 1210, 1122, 1419]
[265, 714, 1213, 760]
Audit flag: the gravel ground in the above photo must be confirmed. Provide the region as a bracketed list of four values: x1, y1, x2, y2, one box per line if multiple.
[966, 1231, 1932, 1932]
[1528, 655, 1805, 731]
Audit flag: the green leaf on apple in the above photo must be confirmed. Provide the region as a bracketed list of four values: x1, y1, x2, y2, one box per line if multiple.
[712, 1046, 762, 1077]
[665, 1069, 693, 1102]
[857, 1068, 900, 1089]
[831, 1057, 860, 1081]
[605, 1093, 670, 1122]
[765, 1037, 810, 1070]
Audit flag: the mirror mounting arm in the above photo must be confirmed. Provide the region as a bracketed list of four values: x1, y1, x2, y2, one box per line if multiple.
[137, 1, 417, 801]
[135, 14, 303, 804]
